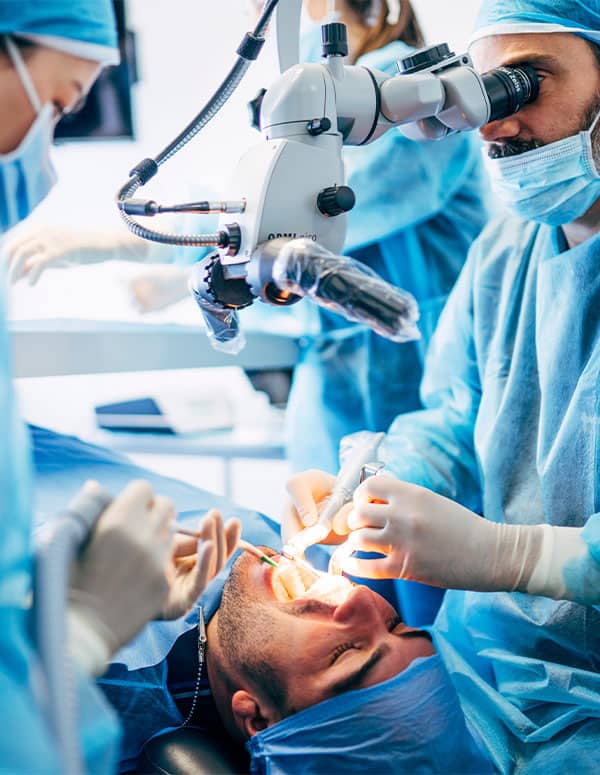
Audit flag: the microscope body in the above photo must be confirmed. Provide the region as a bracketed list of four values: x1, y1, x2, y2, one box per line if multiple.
[119, 2, 538, 344]
[217, 39, 496, 294]
[220, 65, 347, 271]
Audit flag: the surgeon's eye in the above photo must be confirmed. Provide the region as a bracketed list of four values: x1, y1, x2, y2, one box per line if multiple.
[330, 642, 358, 664]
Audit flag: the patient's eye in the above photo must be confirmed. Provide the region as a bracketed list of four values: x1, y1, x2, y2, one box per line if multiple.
[330, 642, 358, 664]
[387, 614, 402, 632]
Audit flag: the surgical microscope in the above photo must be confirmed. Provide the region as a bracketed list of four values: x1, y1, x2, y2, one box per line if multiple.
[116, 0, 539, 350]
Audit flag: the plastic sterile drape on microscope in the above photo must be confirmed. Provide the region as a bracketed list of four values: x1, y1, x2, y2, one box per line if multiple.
[271, 238, 421, 343]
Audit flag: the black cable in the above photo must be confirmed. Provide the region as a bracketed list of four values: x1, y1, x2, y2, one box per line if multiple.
[116, 0, 283, 247]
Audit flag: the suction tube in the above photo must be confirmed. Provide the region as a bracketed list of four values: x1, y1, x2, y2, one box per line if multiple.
[34, 486, 112, 774]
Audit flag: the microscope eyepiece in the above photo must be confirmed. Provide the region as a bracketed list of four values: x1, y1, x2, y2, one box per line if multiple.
[481, 64, 540, 123]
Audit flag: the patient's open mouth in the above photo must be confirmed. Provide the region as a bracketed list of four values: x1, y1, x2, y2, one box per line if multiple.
[272, 557, 354, 605]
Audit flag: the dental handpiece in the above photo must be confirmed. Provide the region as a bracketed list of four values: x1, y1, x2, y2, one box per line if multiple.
[283, 432, 385, 558]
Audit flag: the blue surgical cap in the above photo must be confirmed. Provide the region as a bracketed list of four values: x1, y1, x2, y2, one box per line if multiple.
[0, 0, 119, 65]
[247, 654, 494, 774]
[470, 0, 600, 48]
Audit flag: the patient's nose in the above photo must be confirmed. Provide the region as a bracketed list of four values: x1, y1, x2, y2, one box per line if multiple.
[333, 586, 386, 633]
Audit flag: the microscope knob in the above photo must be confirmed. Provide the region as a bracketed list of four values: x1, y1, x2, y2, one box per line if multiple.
[317, 185, 356, 217]
[204, 252, 254, 309]
[248, 87, 267, 131]
[398, 43, 454, 74]
[321, 22, 348, 58]
[306, 117, 332, 136]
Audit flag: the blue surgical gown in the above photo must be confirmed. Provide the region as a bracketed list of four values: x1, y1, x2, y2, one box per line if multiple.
[0, 289, 119, 770]
[0, 282, 61, 770]
[284, 40, 491, 474]
[378, 217, 600, 773]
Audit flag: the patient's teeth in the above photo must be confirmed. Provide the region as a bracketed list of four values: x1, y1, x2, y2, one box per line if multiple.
[273, 562, 308, 599]
[303, 575, 353, 605]
[272, 557, 353, 604]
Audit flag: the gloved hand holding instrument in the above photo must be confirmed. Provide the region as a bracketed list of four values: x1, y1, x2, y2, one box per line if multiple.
[337, 474, 600, 606]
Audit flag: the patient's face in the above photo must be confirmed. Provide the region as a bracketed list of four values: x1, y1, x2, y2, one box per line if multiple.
[213, 550, 435, 719]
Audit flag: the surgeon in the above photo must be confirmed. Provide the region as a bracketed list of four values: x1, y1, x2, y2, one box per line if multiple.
[0, 3, 240, 771]
[283, 0, 600, 770]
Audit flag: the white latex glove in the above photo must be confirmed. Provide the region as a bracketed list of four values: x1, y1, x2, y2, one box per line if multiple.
[282, 469, 353, 547]
[163, 509, 241, 620]
[129, 265, 189, 313]
[3, 226, 172, 285]
[341, 475, 600, 605]
[68, 480, 175, 658]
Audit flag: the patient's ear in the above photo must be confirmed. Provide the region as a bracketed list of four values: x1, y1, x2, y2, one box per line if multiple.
[231, 690, 278, 738]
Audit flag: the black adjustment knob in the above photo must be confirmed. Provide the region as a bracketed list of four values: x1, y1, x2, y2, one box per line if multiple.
[248, 87, 267, 131]
[321, 22, 348, 57]
[317, 185, 356, 217]
[398, 43, 454, 74]
[307, 117, 332, 136]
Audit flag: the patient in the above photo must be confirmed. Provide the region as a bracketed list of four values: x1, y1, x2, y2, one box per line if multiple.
[208, 550, 435, 737]
[103, 546, 492, 773]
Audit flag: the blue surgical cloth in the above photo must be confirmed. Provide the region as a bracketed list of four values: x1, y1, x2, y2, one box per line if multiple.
[283, 40, 490, 473]
[375, 217, 600, 772]
[0, 0, 119, 65]
[248, 653, 493, 774]
[0, 307, 119, 770]
[470, 0, 600, 47]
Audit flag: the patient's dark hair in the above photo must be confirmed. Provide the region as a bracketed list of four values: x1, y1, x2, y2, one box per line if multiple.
[217, 559, 293, 716]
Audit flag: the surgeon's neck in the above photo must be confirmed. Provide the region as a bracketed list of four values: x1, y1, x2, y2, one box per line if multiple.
[562, 197, 600, 249]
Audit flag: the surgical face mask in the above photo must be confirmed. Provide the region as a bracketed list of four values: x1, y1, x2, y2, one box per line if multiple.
[484, 108, 600, 226]
[0, 37, 57, 233]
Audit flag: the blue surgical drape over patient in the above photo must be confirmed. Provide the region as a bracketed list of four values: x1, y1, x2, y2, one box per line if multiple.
[378, 217, 600, 772]
[284, 40, 490, 473]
